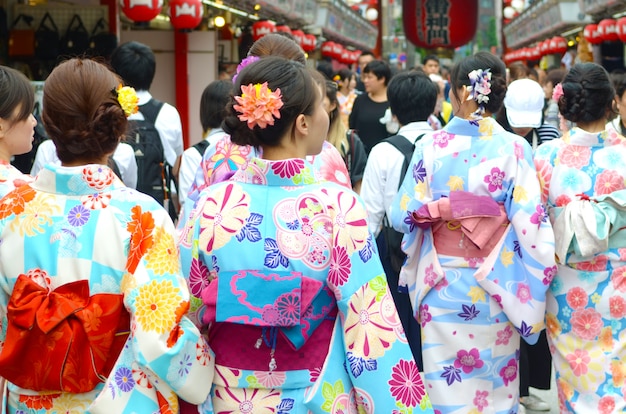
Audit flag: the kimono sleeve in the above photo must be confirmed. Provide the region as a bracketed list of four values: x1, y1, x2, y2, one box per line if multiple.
[120, 203, 213, 405]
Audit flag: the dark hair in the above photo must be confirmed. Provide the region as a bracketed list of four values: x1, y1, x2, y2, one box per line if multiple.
[558, 63, 615, 124]
[611, 71, 626, 100]
[387, 71, 438, 125]
[334, 68, 355, 84]
[316, 60, 334, 80]
[223, 56, 319, 148]
[423, 54, 439, 65]
[42, 59, 127, 164]
[545, 68, 565, 88]
[507, 62, 529, 82]
[325, 80, 339, 125]
[247, 33, 306, 65]
[363, 60, 392, 86]
[0, 66, 34, 124]
[109, 41, 156, 91]
[200, 80, 233, 132]
[450, 51, 507, 114]
[358, 51, 375, 61]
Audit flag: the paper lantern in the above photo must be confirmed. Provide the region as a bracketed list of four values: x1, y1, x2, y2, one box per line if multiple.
[120, 0, 163, 23]
[252, 20, 276, 41]
[301, 34, 316, 52]
[598, 18, 618, 42]
[291, 29, 305, 47]
[331, 43, 344, 60]
[549, 36, 567, 54]
[617, 17, 626, 43]
[539, 39, 550, 55]
[169, 0, 202, 30]
[321, 41, 335, 58]
[583, 24, 602, 45]
[275, 24, 291, 34]
[529, 45, 541, 60]
[403, 0, 478, 49]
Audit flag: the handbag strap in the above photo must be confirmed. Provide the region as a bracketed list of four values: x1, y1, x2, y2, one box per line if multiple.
[90, 17, 109, 36]
[66, 14, 87, 33]
[10, 14, 33, 29]
[37, 12, 58, 33]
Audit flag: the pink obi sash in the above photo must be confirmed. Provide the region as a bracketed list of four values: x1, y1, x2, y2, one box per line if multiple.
[410, 191, 509, 258]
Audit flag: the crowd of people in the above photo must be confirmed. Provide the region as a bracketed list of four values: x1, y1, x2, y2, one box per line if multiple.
[0, 31, 623, 414]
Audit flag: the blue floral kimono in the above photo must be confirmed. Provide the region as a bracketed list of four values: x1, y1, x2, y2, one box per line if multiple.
[0, 164, 213, 413]
[390, 116, 556, 414]
[179, 157, 434, 414]
[0, 162, 30, 198]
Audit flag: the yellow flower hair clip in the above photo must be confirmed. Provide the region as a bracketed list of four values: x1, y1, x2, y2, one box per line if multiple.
[114, 84, 139, 117]
[332, 74, 341, 82]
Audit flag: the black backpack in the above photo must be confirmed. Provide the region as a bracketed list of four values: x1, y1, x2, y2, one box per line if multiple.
[124, 99, 174, 211]
[193, 139, 210, 156]
[381, 134, 423, 273]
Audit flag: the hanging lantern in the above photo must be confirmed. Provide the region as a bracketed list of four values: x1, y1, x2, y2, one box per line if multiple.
[291, 29, 305, 47]
[321, 41, 335, 58]
[351, 50, 361, 64]
[331, 43, 344, 60]
[275, 24, 291, 34]
[301, 34, 316, 52]
[252, 20, 276, 41]
[539, 39, 550, 56]
[583, 24, 603, 45]
[598, 18, 618, 42]
[529, 44, 541, 60]
[169, 0, 202, 31]
[403, 0, 478, 49]
[616, 17, 626, 43]
[549, 36, 568, 54]
[120, 0, 163, 23]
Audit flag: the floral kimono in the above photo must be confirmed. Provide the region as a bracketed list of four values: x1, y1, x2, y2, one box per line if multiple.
[390, 116, 556, 414]
[534, 127, 626, 413]
[0, 161, 30, 197]
[0, 164, 213, 413]
[179, 157, 434, 414]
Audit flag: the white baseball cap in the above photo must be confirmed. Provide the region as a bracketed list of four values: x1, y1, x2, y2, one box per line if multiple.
[504, 78, 544, 128]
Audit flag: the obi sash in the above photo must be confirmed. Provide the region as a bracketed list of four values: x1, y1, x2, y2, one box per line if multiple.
[202, 270, 336, 371]
[0, 275, 130, 393]
[410, 191, 509, 258]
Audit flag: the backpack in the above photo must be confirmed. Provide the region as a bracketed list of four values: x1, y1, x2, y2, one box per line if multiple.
[381, 134, 423, 274]
[124, 99, 174, 212]
[193, 139, 210, 156]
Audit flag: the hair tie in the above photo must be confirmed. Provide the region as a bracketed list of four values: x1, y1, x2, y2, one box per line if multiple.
[466, 68, 491, 119]
[234, 82, 284, 129]
[113, 85, 139, 117]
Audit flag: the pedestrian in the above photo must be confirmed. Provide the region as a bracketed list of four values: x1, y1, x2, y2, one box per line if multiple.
[355, 51, 375, 93]
[534, 62, 626, 413]
[179, 55, 434, 414]
[333, 68, 357, 128]
[606, 71, 626, 136]
[0, 58, 213, 412]
[422, 54, 440, 76]
[0, 65, 36, 196]
[389, 51, 556, 413]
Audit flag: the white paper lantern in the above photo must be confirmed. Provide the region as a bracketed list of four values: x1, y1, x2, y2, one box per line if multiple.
[365, 7, 378, 21]
[503, 6, 516, 19]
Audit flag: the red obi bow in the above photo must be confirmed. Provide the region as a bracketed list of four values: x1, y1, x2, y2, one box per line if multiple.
[0, 275, 130, 393]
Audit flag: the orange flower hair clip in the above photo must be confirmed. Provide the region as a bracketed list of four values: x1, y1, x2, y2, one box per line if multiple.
[234, 82, 284, 129]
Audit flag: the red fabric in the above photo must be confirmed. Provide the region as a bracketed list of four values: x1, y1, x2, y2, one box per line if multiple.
[0, 275, 130, 392]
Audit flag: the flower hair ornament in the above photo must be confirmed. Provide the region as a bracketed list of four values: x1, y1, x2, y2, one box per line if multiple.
[466, 68, 491, 119]
[234, 82, 284, 129]
[114, 85, 139, 117]
[232, 56, 260, 84]
[552, 83, 564, 102]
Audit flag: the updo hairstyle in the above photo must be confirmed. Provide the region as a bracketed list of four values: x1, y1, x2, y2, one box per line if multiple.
[450, 51, 507, 114]
[223, 56, 319, 148]
[42, 58, 127, 164]
[247, 33, 306, 64]
[0, 66, 34, 125]
[557, 63, 615, 124]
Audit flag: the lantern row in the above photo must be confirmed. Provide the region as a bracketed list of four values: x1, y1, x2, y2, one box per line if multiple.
[503, 36, 567, 64]
[583, 18, 626, 44]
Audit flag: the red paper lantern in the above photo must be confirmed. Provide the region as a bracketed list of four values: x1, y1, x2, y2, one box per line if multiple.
[275, 24, 291, 34]
[169, 0, 202, 30]
[584, 24, 603, 45]
[301, 34, 316, 52]
[340, 48, 352, 64]
[252, 20, 276, 41]
[291, 29, 305, 47]
[321, 41, 335, 58]
[598, 18, 618, 42]
[121, 0, 162, 23]
[617, 17, 626, 43]
[403, 0, 478, 49]
[549, 36, 568, 54]
[331, 43, 344, 60]
[539, 39, 550, 56]
[529, 45, 541, 60]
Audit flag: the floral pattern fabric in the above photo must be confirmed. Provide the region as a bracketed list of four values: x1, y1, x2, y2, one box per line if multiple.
[0, 164, 213, 413]
[534, 127, 626, 413]
[179, 157, 434, 414]
[0, 162, 30, 198]
[390, 116, 556, 414]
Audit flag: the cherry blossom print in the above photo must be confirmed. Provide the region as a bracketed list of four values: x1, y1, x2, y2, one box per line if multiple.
[566, 286, 588, 309]
[571, 308, 603, 340]
[594, 170, 625, 195]
[530, 204, 548, 227]
[576, 255, 608, 272]
[82, 165, 115, 191]
[388, 359, 425, 407]
[454, 348, 484, 374]
[543, 265, 557, 285]
[198, 183, 250, 252]
[419, 304, 432, 328]
[271, 158, 305, 179]
[433, 130, 454, 148]
[609, 295, 626, 318]
[499, 358, 518, 386]
[328, 245, 350, 287]
[516, 283, 531, 304]
[534, 159, 553, 203]
[611, 265, 626, 292]
[495, 325, 513, 346]
[558, 145, 591, 169]
[483, 167, 505, 192]
[424, 264, 438, 287]
[554, 194, 571, 207]
[513, 142, 524, 160]
[473, 390, 489, 411]
[598, 396, 616, 414]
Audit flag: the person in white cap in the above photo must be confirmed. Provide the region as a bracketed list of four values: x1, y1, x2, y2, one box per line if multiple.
[498, 78, 560, 151]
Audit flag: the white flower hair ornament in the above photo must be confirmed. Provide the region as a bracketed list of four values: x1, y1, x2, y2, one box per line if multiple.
[467, 68, 492, 119]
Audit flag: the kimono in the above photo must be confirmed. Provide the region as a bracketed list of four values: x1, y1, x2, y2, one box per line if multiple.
[0, 164, 213, 413]
[179, 157, 434, 414]
[180, 138, 351, 227]
[534, 127, 626, 413]
[0, 162, 30, 197]
[390, 116, 556, 414]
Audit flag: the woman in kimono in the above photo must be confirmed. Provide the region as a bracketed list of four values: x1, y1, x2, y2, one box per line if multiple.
[389, 52, 556, 414]
[534, 63, 626, 413]
[179, 56, 434, 413]
[0, 58, 213, 413]
[0, 66, 37, 196]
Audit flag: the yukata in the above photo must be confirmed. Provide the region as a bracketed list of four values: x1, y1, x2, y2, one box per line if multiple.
[534, 127, 626, 413]
[0, 161, 30, 197]
[179, 138, 351, 226]
[179, 157, 434, 414]
[390, 116, 556, 414]
[0, 164, 213, 413]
